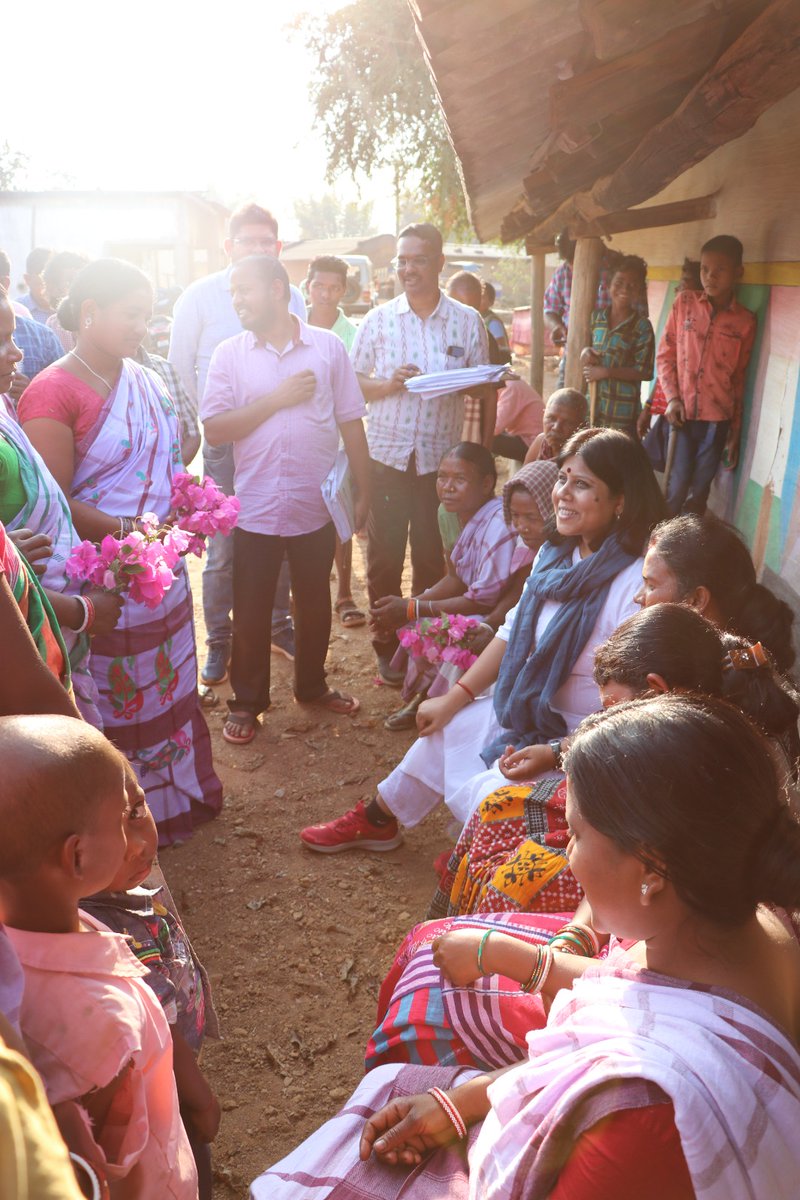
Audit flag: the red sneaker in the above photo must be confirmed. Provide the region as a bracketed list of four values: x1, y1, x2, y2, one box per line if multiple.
[300, 801, 403, 853]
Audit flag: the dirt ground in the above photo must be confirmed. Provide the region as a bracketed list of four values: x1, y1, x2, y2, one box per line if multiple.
[163, 541, 454, 1198]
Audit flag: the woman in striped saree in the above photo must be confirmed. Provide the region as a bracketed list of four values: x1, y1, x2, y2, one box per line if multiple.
[255, 694, 800, 1200]
[19, 259, 222, 845]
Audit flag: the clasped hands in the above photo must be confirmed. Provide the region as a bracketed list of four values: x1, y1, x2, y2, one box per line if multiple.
[580, 348, 608, 384]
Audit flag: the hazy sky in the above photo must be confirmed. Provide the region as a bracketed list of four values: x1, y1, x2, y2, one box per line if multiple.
[5, 0, 396, 238]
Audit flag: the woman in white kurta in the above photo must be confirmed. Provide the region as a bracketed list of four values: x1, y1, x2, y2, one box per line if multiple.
[300, 429, 667, 852]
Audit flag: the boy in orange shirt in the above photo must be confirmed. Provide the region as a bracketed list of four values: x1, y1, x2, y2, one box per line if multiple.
[656, 235, 756, 516]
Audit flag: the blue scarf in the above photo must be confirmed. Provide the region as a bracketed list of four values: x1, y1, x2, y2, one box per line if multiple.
[481, 534, 636, 764]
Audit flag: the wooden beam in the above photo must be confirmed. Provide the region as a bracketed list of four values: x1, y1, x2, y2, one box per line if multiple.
[530, 252, 546, 394]
[565, 237, 604, 392]
[571, 193, 718, 239]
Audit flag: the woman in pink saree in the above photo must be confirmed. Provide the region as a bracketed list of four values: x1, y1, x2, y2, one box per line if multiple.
[20, 259, 222, 845]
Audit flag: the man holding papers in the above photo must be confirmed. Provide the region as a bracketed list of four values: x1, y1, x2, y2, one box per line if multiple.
[350, 223, 489, 683]
[202, 255, 370, 746]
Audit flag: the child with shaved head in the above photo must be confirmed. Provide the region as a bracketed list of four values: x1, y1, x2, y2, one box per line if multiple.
[0, 714, 198, 1199]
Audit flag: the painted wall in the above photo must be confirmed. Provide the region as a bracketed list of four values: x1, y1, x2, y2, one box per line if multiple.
[644, 273, 800, 624]
[606, 87, 800, 621]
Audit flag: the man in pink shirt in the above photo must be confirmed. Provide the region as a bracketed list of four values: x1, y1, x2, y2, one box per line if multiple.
[656, 234, 757, 516]
[202, 255, 371, 745]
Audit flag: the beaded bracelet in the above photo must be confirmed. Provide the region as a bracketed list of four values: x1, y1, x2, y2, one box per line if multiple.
[477, 928, 492, 975]
[427, 1086, 467, 1140]
[548, 922, 600, 958]
[520, 944, 554, 995]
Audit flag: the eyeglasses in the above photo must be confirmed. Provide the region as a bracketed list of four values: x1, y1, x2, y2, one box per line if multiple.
[233, 236, 278, 250]
[392, 256, 432, 271]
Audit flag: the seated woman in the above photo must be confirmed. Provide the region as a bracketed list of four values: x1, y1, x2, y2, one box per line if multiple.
[301, 428, 666, 853]
[454, 501, 800, 826]
[372, 605, 800, 1076]
[429, 604, 799, 922]
[18, 259, 222, 846]
[383, 453, 561, 729]
[639, 511, 796, 670]
[639, 511, 798, 775]
[580, 255, 655, 437]
[467, 458, 560, 649]
[254, 693, 800, 1199]
[374, 444, 518, 731]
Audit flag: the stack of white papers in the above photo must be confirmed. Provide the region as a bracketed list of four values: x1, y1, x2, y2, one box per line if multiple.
[404, 364, 513, 397]
[321, 449, 356, 541]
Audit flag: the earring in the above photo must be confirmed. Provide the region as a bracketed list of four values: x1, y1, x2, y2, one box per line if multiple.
[641, 883, 649, 896]
[85, 316, 93, 328]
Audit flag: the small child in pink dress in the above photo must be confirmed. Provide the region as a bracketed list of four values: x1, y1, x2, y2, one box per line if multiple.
[0, 714, 198, 1199]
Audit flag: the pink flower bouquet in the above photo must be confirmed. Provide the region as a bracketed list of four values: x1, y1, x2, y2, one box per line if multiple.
[66, 523, 190, 610]
[170, 472, 240, 557]
[398, 613, 480, 672]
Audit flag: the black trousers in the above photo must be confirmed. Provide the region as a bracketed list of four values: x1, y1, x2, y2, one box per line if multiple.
[230, 523, 336, 714]
[366, 456, 444, 654]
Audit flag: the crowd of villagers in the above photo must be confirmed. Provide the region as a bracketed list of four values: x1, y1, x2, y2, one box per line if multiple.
[0, 230, 799, 1200]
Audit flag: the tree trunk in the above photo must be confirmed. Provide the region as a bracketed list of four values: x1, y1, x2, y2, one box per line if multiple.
[530, 251, 546, 395]
[565, 237, 604, 392]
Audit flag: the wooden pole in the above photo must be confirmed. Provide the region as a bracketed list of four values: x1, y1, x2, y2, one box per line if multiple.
[564, 236, 603, 392]
[530, 251, 545, 394]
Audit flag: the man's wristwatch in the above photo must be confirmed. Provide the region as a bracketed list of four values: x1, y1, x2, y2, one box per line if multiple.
[549, 738, 564, 770]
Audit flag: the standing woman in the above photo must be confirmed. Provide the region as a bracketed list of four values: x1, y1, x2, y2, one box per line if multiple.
[19, 259, 222, 845]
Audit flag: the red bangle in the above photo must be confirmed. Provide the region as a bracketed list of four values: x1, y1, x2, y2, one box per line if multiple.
[407, 598, 415, 622]
[84, 596, 96, 631]
[456, 679, 475, 702]
[427, 1087, 467, 1140]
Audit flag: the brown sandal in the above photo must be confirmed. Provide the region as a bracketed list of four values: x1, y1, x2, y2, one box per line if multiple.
[335, 599, 367, 628]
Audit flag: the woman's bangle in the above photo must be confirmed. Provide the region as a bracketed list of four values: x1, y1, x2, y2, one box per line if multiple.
[520, 945, 554, 995]
[407, 598, 415, 622]
[427, 1087, 467, 1140]
[456, 679, 475, 702]
[549, 922, 600, 958]
[477, 929, 492, 975]
[74, 594, 95, 634]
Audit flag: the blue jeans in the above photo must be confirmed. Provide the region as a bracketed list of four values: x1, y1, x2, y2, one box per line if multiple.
[666, 420, 729, 517]
[201, 443, 292, 650]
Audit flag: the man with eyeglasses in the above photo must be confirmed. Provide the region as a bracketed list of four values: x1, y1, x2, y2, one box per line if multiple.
[350, 222, 489, 687]
[169, 204, 305, 694]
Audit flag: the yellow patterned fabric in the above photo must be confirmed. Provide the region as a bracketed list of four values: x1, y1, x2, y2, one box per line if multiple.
[429, 779, 582, 918]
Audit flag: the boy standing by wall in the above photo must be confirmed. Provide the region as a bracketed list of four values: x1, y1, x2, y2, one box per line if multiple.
[657, 234, 757, 516]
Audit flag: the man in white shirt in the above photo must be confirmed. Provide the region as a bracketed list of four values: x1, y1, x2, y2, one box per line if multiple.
[350, 223, 489, 683]
[169, 204, 306, 689]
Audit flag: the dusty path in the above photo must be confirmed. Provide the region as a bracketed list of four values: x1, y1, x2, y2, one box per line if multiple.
[163, 544, 453, 1197]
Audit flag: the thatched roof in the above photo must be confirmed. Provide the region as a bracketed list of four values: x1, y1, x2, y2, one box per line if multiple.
[408, 0, 800, 245]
